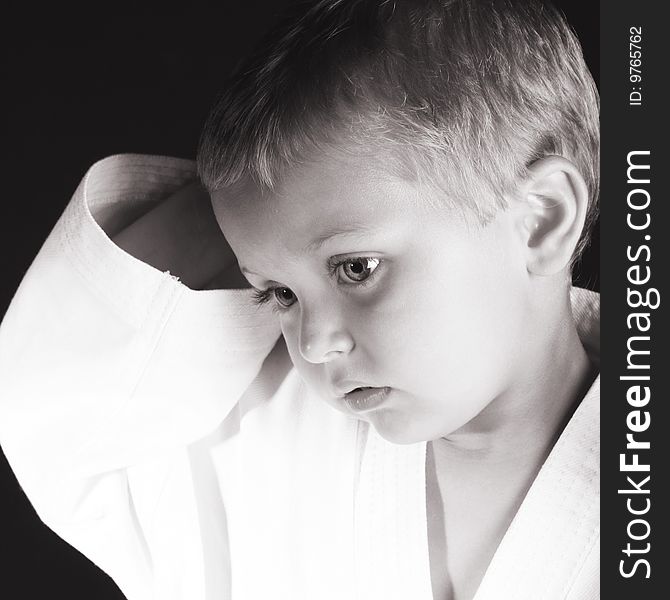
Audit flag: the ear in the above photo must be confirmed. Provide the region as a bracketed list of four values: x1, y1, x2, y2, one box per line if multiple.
[516, 156, 589, 276]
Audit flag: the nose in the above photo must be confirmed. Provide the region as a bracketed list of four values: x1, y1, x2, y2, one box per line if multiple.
[297, 304, 355, 364]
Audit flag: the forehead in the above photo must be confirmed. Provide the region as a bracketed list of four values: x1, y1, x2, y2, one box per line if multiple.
[211, 153, 433, 257]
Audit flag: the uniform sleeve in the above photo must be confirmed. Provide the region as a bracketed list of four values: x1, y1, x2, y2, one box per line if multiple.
[0, 154, 281, 598]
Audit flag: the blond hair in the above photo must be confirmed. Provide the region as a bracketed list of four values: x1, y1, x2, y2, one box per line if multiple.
[198, 0, 599, 259]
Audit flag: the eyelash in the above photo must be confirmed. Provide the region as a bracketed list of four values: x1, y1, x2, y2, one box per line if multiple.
[251, 288, 274, 306]
[250, 256, 383, 311]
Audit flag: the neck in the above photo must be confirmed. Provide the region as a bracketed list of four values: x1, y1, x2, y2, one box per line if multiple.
[433, 298, 597, 469]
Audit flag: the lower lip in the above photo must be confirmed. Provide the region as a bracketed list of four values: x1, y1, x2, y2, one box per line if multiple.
[343, 387, 391, 413]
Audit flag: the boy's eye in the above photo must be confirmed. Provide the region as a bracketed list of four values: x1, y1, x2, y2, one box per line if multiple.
[338, 257, 381, 283]
[250, 256, 382, 310]
[274, 287, 297, 307]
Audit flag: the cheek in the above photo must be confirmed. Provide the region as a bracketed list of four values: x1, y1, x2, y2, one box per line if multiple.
[383, 243, 530, 397]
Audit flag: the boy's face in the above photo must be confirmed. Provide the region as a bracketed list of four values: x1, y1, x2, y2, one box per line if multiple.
[212, 154, 534, 444]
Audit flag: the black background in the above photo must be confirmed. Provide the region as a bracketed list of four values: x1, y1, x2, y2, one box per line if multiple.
[2, 1, 598, 597]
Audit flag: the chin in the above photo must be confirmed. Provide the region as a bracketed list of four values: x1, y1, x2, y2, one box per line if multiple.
[367, 409, 432, 445]
[369, 409, 465, 445]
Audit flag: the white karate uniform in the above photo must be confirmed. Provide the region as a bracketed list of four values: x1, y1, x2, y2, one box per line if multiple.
[0, 154, 599, 599]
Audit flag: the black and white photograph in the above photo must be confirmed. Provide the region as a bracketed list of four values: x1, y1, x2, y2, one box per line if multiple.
[1, 1, 660, 598]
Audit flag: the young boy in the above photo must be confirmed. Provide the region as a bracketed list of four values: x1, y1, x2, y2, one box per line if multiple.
[0, 1, 599, 599]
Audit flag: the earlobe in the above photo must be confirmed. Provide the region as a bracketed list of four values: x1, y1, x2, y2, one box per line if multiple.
[518, 156, 589, 276]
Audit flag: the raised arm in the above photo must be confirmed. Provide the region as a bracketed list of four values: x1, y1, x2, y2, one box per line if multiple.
[0, 154, 280, 600]
[112, 179, 249, 291]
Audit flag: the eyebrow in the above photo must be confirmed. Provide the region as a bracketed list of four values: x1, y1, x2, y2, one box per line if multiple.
[240, 223, 380, 279]
[303, 223, 378, 252]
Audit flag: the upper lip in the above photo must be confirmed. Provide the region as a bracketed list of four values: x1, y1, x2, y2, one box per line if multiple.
[331, 380, 379, 397]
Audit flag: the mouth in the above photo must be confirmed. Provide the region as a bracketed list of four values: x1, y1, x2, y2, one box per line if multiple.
[342, 386, 391, 413]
